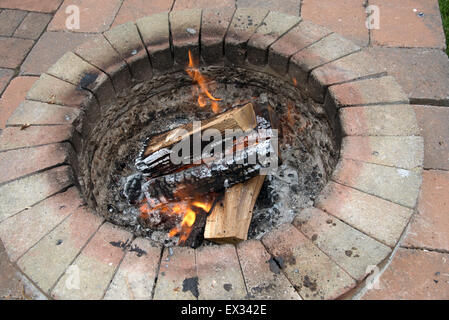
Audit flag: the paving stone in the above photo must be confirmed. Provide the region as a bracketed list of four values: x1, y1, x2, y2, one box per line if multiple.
[201, 7, 236, 65]
[0, 37, 34, 69]
[339, 104, 420, 136]
[196, 244, 247, 300]
[236, 240, 301, 300]
[289, 33, 360, 86]
[52, 222, 132, 299]
[0, 0, 62, 13]
[316, 181, 414, 247]
[104, 22, 152, 82]
[26, 73, 96, 109]
[0, 68, 14, 95]
[0, 142, 72, 184]
[0, 166, 73, 222]
[17, 206, 103, 293]
[237, 0, 300, 15]
[136, 12, 172, 72]
[225, 7, 269, 66]
[153, 246, 197, 300]
[0, 125, 73, 151]
[367, 47, 449, 106]
[7, 100, 80, 126]
[247, 11, 300, 66]
[48, 0, 121, 33]
[262, 223, 356, 300]
[293, 207, 391, 281]
[73, 34, 132, 95]
[268, 21, 331, 75]
[370, 0, 446, 49]
[112, 0, 174, 27]
[21, 31, 96, 75]
[341, 136, 424, 170]
[47, 52, 116, 107]
[0, 187, 82, 262]
[0, 76, 38, 129]
[0, 9, 27, 36]
[104, 238, 162, 300]
[14, 12, 52, 39]
[362, 248, 449, 300]
[174, 0, 235, 10]
[309, 51, 386, 102]
[413, 106, 449, 170]
[169, 9, 202, 67]
[403, 170, 449, 252]
[301, 0, 369, 46]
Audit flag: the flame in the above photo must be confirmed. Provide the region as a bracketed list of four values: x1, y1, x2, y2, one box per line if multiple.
[186, 50, 221, 113]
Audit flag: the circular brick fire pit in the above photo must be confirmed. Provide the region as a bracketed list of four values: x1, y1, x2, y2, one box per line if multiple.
[0, 8, 423, 300]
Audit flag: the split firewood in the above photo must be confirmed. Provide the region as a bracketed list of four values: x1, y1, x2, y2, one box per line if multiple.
[204, 174, 266, 244]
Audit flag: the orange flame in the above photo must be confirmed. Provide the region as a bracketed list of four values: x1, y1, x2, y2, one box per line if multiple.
[186, 50, 221, 113]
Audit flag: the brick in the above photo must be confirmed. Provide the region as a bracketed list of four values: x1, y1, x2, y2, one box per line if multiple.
[237, 0, 300, 16]
[403, 170, 449, 251]
[14, 12, 52, 39]
[0, 68, 14, 95]
[301, 0, 369, 46]
[362, 248, 449, 300]
[414, 106, 449, 170]
[0, 166, 73, 222]
[153, 246, 197, 300]
[104, 22, 152, 82]
[48, 0, 121, 33]
[112, 0, 174, 27]
[104, 238, 162, 300]
[247, 12, 300, 66]
[371, 0, 446, 49]
[0, 37, 34, 69]
[237, 240, 301, 300]
[0, 76, 38, 129]
[293, 207, 391, 280]
[367, 47, 449, 106]
[47, 52, 116, 108]
[333, 158, 422, 208]
[0, 187, 82, 262]
[316, 181, 414, 247]
[262, 223, 356, 300]
[309, 51, 386, 102]
[0, 142, 72, 184]
[174, 0, 235, 10]
[0, 0, 62, 13]
[169, 9, 202, 67]
[268, 21, 331, 75]
[0, 9, 27, 36]
[136, 12, 172, 72]
[26, 73, 95, 108]
[18, 206, 103, 293]
[7, 100, 81, 126]
[196, 244, 247, 300]
[21, 31, 96, 75]
[225, 7, 269, 66]
[341, 136, 424, 170]
[339, 104, 420, 136]
[0, 125, 73, 151]
[289, 33, 360, 86]
[201, 7, 236, 65]
[52, 222, 132, 299]
[73, 34, 132, 96]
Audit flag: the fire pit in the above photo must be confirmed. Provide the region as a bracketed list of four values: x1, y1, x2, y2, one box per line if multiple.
[1, 8, 423, 300]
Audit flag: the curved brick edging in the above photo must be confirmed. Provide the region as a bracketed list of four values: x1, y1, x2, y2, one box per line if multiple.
[0, 8, 423, 300]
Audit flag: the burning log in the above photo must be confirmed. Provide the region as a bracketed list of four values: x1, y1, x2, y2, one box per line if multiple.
[204, 174, 266, 244]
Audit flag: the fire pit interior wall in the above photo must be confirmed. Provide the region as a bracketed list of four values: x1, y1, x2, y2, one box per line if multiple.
[70, 14, 341, 247]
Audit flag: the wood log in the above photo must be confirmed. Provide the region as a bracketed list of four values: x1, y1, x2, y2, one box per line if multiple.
[203, 174, 266, 244]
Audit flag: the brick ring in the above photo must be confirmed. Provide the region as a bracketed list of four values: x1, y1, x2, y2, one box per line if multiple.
[0, 8, 423, 300]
